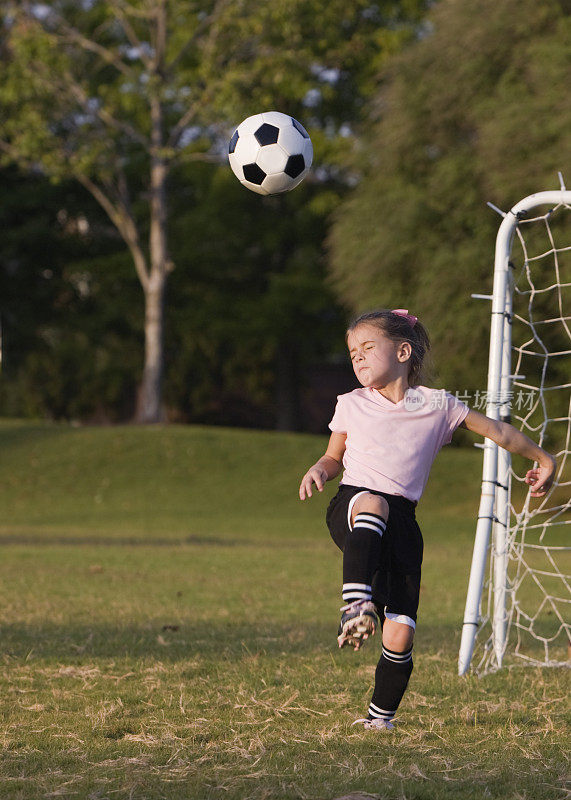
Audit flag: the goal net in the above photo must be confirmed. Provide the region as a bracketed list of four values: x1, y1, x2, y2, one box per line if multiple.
[459, 181, 571, 676]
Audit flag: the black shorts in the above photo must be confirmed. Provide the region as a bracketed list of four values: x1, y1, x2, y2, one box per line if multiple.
[326, 484, 423, 626]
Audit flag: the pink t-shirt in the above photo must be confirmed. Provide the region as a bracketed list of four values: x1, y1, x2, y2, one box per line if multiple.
[329, 386, 469, 503]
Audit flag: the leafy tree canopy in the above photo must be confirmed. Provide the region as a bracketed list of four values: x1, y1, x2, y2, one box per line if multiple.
[329, 0, 570, 393]
[0, 0, 428, 425]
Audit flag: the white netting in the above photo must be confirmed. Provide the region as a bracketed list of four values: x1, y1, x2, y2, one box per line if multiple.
[474, 198, 571, 674]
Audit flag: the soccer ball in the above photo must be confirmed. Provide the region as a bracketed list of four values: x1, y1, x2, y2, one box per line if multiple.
[228, 111, 313, 195]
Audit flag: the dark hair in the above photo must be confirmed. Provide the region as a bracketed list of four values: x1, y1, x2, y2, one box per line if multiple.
[346, 309, 431, 385]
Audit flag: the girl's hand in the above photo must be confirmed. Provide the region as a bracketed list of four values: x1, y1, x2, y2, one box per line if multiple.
[299, 466, 328, 500]
[525, 457, 556, 497]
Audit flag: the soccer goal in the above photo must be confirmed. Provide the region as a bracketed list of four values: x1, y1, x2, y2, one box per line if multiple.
[458, 177, 571, 676]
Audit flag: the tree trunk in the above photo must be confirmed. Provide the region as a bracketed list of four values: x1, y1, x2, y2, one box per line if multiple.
[136, 16, 170, 423]
[135, 155, 170, 423]
[137, 274, 166, 422]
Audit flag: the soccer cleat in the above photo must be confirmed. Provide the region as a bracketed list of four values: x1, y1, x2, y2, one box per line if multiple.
[352, 717, 395, 731]
[337, 599, 379, 650]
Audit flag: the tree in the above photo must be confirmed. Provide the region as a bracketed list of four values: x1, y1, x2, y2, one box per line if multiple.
[165, 160, 348, 430]
[0, 157, 344, 428]
[328, 0, 570, 394]
[0, 165, 141, 420]
[0, 0, 426, 423]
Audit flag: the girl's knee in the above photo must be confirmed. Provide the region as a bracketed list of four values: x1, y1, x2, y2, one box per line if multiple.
[382, 618, 415, 652]
[351, 492, 389, 525]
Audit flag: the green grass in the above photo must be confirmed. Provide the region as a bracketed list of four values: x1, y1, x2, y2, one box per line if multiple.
[0, 420, 568, 800]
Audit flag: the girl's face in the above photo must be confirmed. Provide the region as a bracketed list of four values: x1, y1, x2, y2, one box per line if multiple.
[347, 323, 411, 388]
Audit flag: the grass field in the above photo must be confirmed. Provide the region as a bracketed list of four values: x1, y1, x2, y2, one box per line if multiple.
[0, 420, 568, 800]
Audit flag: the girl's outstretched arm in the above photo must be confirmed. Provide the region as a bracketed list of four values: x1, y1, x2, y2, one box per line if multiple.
[299, 432, 347, 500]
[460, 409, 557, 497]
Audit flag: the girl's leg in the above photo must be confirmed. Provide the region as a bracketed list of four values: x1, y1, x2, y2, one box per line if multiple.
[368, 617, 415, 726]
[337, 493, 389, 649]
[360, 507, 422, 728]
[342, 492, 389, 604]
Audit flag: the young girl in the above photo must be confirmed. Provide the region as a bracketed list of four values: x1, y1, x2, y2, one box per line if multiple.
[299, 309, 556, 731]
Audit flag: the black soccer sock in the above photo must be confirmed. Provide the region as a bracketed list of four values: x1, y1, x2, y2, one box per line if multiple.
[342, 512, 386, 603]
[368, 644, 414, 723]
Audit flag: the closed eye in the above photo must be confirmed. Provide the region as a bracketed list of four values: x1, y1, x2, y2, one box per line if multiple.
[349, 342, 375, 361]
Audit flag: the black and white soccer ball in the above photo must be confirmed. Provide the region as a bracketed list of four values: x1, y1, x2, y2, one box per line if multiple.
[228, 112, 313, 195]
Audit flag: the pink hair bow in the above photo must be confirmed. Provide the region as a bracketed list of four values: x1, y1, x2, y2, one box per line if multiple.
[391, 308, 417, 328]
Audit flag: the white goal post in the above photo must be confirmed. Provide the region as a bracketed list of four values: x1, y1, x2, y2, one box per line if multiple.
[459, 181, 571, 676]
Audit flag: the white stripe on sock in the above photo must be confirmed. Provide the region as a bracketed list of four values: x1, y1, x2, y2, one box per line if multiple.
[369, 701, 395, 715]
[369, 703, 395, 720]
[353, 521, 385, 534]
[342, 583, 372, 592]
[355, 513, 386, 528]
[342, 591, 372, 601]
[353, 514, 386, 536]
[382, 647, 413, 663]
